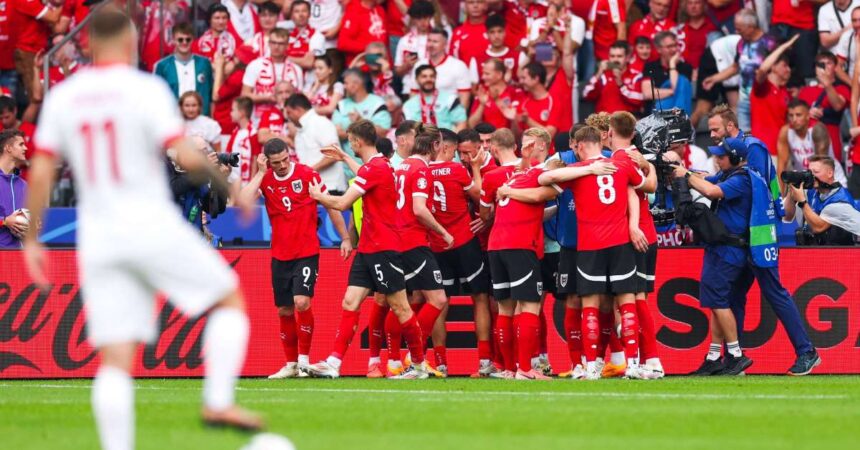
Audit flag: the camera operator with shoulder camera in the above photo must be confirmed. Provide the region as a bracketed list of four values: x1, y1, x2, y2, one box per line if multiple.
[167, 136, 232, 243]
[782, 156, 860, 245]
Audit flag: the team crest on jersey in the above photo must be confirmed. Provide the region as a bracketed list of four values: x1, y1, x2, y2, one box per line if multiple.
[504, 58, 514, 69]
[433, 270, 442, 284]
[536, 282, 544, 296]
[417, 178, 428, 189]
[540, 109, 550, 121]
[559, 274, 568, 288]
[292, 180, 303, 193]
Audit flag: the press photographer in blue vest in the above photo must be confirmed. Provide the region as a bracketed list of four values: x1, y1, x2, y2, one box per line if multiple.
[672, 137, 821, 377]
[782, 156, 860, 246]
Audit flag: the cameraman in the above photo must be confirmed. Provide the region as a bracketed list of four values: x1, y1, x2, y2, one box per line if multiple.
[167, 136, 231, 240]
[783, 155, 860, 245]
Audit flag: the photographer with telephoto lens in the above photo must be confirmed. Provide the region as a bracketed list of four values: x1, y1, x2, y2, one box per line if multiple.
[782, 155, 860, 245]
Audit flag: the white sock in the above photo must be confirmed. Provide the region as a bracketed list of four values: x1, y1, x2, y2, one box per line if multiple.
[626, 357, 639, 368]
[92, 365, 134, 450]
[645, 358, 662, 369]
[203, 308, 249, 411]
[727, 341, 742, 358]
[707, 343, 722, 361]
[530, 356, 541, 368]
[388, 360, 403, 369]
[539, 353, 548, 360]
[610, 351, 625, 365]
[325, 355, 342, 369]
[368, 356, 381, 366]
[586, 361, 597, 372]
[298, 355, 310, 366]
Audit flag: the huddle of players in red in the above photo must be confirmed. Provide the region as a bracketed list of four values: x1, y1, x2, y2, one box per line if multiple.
[253, 111, 664, 380]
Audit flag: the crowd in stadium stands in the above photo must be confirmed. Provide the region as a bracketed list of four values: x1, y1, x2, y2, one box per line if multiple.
[3, 0, 860, 232]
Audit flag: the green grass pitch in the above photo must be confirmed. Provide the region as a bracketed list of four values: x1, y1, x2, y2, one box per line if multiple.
[2, 376, 859, 450]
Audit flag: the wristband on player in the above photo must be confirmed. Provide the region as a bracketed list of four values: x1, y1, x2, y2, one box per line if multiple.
[797, 200, 807, 209]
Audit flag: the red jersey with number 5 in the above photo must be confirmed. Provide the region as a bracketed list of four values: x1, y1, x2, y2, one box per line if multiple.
[429, 161, 474, 252]
[353, 154, 401, 254]
[611, 150, 657, 244]
[395, 156, 434, 251]
[260, 164, 324, 261]
[560, 158, 645, 251]
[488, 167, 556, 257]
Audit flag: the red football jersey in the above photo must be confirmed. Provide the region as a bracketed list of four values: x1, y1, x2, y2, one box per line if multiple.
[470, 85, 523, 133]
[353, 154, 401, 254]
[519, 93, 562, 136]
[479, 163, 519, 208]
[471, 153, 499, 251]
[488, 167, 552, 257]
[394, 156, 434, 251]
[260, 164, 324, 261]
[560, 157, 645, 251]
[611, 150, 657, 244]
[451, 20, 490, 66]
[429, 161, 475, 252]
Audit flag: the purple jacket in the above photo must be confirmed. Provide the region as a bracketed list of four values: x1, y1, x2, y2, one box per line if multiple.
[0, 169, 27, 248]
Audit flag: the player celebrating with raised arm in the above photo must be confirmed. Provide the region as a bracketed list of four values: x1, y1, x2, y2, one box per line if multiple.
[305, 119, 430, 379]
[23, 8, 263, 449]
[538, 126, 647, 380]
[239, 138, 350, 379]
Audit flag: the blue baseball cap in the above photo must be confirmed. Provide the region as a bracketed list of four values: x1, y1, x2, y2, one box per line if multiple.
[708, 137, 748, 158]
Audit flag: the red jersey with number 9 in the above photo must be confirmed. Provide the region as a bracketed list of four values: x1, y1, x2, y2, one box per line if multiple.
[560, 157, 645, 251]
[428, 161, 475, 252]
[488, 167, 556, 258]
[394, 156, 434, 251]
[260, 164, 324, 261]
[353, 154, 402, 254]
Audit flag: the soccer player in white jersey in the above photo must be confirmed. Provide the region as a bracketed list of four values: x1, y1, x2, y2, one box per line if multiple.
[22, 8, 263, 450]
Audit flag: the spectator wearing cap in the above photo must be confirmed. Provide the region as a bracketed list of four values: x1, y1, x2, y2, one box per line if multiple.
[406, 28, 471, 108]
[194, 4, 239, 62]
[0, 129, 28, 248]
[770, 0, 819, 84]
[751, 36, 797, 159]
[395, 1, 437, 91]
[9, 0, 62, 107]
[248, 1, 281, 58]
[403, 64, 467, 131]
[628, 0, 676, 57]
[284, 93, 346, 194]
[337, 0, 388, 65]
[154, 23, 215, 116]
[818, 0, 858, 52]
[213, 44, 257, 142]
[331, 69, 391, 164]
[287, 0, 326, 73]
[221, 0, 260, 43]
[242, 28, 304, 125]
[702, 9, 777, 132]
[798, 52, 850, 161]
[451, 0, 490, 68]
[673, 0, 716, 72]
[641, 31, 694, 115]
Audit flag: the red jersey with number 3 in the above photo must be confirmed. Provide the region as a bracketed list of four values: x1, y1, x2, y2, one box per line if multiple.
[394, 156, 434, 251]
[488, 167, 554, 257]
[353, 154, 401, 254]
[560, 157, 645, 251]
[611, 150, 657, 244]
[429, 161, 475, 252]
[260, 164, 324, 261]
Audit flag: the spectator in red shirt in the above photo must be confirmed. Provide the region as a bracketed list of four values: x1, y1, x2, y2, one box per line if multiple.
[213, 44, 257, 139]
[629, 35, 653, 75]
[467, 14, 519, 83]
[0, 95, 35, 176]
[583, 41, 644, 114]
[798, 51, 850, 161]
[751, 36, 797, 156]
[468, 58, 522, 129]
[194, 4, 239, 62]
[10, 0, 62, 105]
[451, 0, 490, 67]
[674, 0, 716, 71]
[517, 62, 561, 139]
[539, 46, 574, 136]
[337, 0, 388, 65]
[770, 0, 819, 84]
[628, 0, 676, 56]
[585, 0, 626, 61]
[488, 0, 530, 51]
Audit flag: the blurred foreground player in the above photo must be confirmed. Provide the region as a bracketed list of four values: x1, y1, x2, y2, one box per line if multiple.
[23, 8, 263, 450]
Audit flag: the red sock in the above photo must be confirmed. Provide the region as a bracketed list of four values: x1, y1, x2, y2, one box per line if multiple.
[477, 340, 492, 361]
[517, 312, 540, 372]
[512, 314, 521, 363]
[367, 303, 388, 358]
[433, 345, 447, 367]
[296, 307, 314, 357]
[331, 310, 360, 360]
[490, 309, 500, 366]
[598, 311, 614, 358]
[416, 303, 442, 338]
[564, 307, 582, 367]
[609, 328, 624, 353]
[619, 303, 640, 361]
[495, 315, 516, 371]
[384, 309, 402, 362]
[279, 315, 298, 363]
[582, 307, 600, 362]
[400, 315, 425, 364]
[538, 308, 548, 355]
[636, 299, 658, 361]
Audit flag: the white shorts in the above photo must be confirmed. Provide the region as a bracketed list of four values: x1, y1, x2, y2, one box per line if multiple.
[79, 215, 238, 347]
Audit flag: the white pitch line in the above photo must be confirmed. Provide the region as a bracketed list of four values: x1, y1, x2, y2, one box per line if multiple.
[0, 383, 848, 401]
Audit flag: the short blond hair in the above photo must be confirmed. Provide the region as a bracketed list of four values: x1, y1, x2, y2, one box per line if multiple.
[523, 127, 552, 146]
[489, 128, 516, 151]
[585, 112, 611, 132]
[709, 104, 737, 127]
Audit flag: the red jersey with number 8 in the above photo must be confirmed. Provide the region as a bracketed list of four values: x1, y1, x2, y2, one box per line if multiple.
[488, 167, 556, 258]
[560, 158, 645, 251]
[429, 161, 474, 252]
[353, 154, 401, 253]
[394, 156, 434, 251]
[260, 164, 324, 261]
